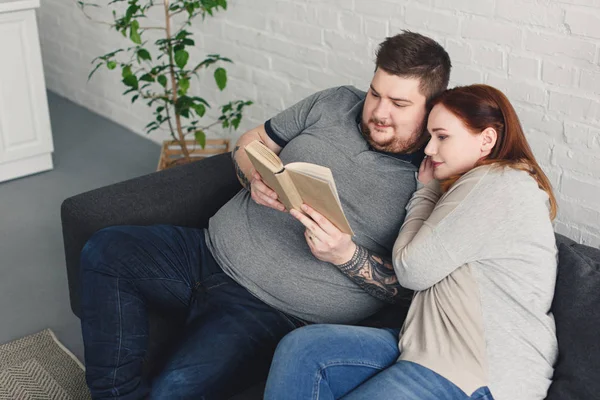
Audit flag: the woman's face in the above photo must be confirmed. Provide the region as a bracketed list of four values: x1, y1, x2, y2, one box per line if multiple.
[425, 104, 490, 180]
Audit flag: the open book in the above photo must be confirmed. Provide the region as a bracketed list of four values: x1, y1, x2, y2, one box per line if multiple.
[245, 140, 354, 235]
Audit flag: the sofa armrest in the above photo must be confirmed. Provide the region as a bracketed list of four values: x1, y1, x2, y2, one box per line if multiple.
[61, 152, 242, 317]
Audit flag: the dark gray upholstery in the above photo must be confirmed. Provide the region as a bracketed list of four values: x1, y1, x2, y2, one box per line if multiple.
[547, 234, 600, 400]
[61, 154, 599, 399]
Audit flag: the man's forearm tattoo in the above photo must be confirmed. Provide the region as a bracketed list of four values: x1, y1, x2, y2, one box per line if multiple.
[232, 145, 250, 189]
[336, 245, 405, 304]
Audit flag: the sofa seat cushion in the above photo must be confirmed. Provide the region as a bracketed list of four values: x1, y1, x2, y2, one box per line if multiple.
[546, 235, 600, 400]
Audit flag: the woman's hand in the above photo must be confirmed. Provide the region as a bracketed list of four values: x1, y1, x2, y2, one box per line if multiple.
[418, 156, 435, 186]
[290, 204, 356, 265]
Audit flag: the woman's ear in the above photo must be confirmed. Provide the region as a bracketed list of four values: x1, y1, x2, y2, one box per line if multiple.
[480, 127, 497, 156]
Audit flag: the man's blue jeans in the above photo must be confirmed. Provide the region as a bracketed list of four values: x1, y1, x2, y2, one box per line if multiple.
[80, 225, 305, 400]
[264, 325, 494, 400]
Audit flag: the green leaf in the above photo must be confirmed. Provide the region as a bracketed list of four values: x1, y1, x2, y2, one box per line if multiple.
[122, 74, 139, 90]
[131, 94, 139, 103]
[122, 65, 132, 78]
[157, 75, 168, 87]
[231, 116, 241, 130]
[222, 119, 229, 129]
[125, 4, 138, 21]
[107, 61, 117, 70]
[179, 78, 190, 94]
[182, 39, 195, 46]
[130, 30, 142, 44]
[175, 30, 189, 40]
[192, 103, 206, 117]
[214, 67, 227, 90]
[137, 49, 151, 61]
[139, 73, 155, 82]
[217, 0, 227, 9]
[195, 130, 206, 148]
[194, 97, 210, 106]
[175, 50, 189, 69]
[130, 20, 141, 44]
[175, 95, 193, 115]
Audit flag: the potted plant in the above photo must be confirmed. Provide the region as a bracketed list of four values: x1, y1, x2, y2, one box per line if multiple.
[76, 0, 252, 170]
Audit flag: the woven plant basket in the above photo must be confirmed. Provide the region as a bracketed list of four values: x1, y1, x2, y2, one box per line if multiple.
[157, 139, 230, 171]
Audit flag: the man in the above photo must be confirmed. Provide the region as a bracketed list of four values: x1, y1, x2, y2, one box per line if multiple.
[80, 31, 451, 399]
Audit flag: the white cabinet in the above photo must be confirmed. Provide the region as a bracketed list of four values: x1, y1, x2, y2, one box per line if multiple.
[0, 0, 53, 183]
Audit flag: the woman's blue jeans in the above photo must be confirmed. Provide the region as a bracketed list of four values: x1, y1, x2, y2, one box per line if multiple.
[80, 225, 304, 400]
[264, 325, 494, 400]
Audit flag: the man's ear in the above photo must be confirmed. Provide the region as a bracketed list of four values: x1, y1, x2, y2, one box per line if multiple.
[480, 127, 497, 156]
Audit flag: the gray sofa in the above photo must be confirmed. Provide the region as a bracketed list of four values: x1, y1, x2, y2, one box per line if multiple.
[61, 153, 600, 399]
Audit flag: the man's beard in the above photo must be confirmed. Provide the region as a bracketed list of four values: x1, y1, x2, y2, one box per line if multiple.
[360, 117, 426, 154]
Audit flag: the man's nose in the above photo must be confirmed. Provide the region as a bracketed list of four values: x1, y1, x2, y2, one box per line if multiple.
[373, 101, 390, 121]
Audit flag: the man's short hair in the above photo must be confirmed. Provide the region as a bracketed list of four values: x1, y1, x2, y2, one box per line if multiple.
[375, 31, 451, 102]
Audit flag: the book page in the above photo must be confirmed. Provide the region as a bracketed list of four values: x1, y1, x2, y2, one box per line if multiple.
[245, 141, 302, 211]
[287, 162, 344, 206]
[287, 167, 354, 235]
[245, 140, 284, 173]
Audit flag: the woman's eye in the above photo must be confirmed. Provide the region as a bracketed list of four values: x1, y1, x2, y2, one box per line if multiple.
[370, 90, 379, 98]
[438, 135, 448, 141]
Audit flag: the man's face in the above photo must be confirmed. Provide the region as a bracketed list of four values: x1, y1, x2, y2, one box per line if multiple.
[360, 68, 428, 153]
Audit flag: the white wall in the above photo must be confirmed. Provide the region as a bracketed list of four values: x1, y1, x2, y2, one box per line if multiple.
[37, 0, 600, 247]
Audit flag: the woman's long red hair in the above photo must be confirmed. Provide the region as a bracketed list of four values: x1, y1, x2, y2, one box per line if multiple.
[431, 84, 557, 219]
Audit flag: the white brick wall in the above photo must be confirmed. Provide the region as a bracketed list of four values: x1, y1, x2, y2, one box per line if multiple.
[37, 0, 600, 247]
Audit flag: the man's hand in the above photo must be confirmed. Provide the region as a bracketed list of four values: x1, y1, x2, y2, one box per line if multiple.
[292, 204, 409, 304]
[231, 124, 282, 189]
[290, 204, 356, 264]
[250, 172, 286, 212]
[418, 156, 435, 185]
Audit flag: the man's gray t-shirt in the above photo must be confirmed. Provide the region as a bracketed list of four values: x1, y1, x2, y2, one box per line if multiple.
[206, 86, 419, 324]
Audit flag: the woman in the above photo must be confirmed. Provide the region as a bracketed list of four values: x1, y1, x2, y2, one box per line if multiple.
[264, 84, 558, 400]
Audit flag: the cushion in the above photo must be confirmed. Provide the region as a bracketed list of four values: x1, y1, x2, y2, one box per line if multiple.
[546, 236, 600, 400]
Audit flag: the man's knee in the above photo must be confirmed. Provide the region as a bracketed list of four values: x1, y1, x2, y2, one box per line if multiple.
[80, 226, 137, 276]
[150, 367, 216, 400]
